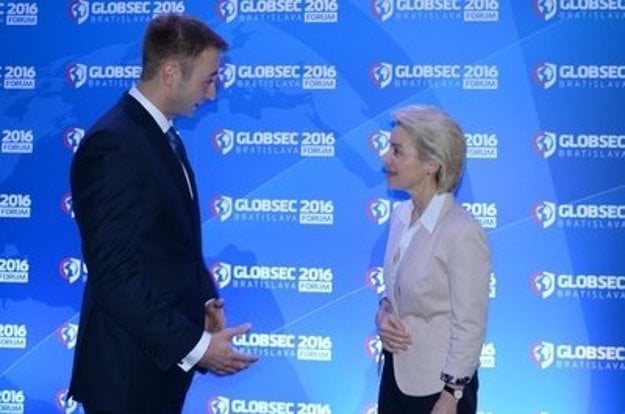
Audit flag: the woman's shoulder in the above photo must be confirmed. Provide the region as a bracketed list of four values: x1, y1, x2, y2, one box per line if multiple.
[442, 200, 485, 235]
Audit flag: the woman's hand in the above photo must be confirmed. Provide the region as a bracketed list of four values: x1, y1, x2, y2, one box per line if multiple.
[375, 298, 412, 353]
[430, 389, 459, 414]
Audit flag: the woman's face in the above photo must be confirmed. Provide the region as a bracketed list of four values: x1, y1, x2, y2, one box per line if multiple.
[383, 126, 436, 194]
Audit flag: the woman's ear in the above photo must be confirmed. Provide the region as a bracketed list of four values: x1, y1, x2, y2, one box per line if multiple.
[426, 160, 440, 175]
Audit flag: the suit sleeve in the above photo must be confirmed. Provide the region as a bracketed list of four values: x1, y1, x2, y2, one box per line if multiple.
[71, 130, 202, 372]
[441, 218, 491, 384]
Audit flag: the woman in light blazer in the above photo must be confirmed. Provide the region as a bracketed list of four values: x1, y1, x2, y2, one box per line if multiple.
[375, 105, 491, 414]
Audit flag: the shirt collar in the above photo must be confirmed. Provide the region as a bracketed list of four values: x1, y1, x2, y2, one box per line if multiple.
[400, 192, 447, 234]
[128, 85, 171, 134]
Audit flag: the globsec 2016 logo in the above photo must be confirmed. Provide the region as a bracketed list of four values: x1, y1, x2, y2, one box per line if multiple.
[65, 63, 87, 88]
[210, 261, 334, 293]
[1, 129, 34, 154]
[533, 131, 557, 158]
[56, 323, 79, 349]
[209, 195, 335, 225]
[371, 0, 499, 22]
[61, 193, 74, 218]
[531, 341, 625, 371]
[69, 0, 90, 23]
[215, 0, 338, 23]
[207, 396, 229, 414]
[211, 128, 336, 157]
[55, 389, 79, 414]
[462, 202, 498, 229]
[480, 342, 496, 369]
[217, 63, 337, 90]
[370, 62, 393, 88]
[533, 130, 625, 159]
[465, 132, 498, 159]
[489, 273, 496, 298]
[207, 396, 333, 414]
[531, 341, 555, 369]
[1, 65, 36, 90]
[532, 201, 625, 229]
[366, 198, 395, 225]
[533, 62, 625, 89]
[0, 324, 27, 349]
[531, 271, 556, 299]
[534, 0, 557, 21]
[533, 62, 557, 89]
[59, 257, 88, 283]
[370, 62, 499, 90]
[531, 270, 625, 300]
[534, 0, 625, 21]
[65, 62, 141, 89]
[1, 2, 38, 25]
[364, 335, 383, 363]
[210, 262, 232, 289]
[371, 0, 393, 21]
[531, 201, 556, 228]
[218, 64, 236, 89]
[0, 257, 29, 284]
[365, 266, 385, 294]
[210, 195, 233, 222]
[0, 389, 25, 413]
[232, 332, 333, 361]
[0, 193, 31, 218]
[368, 129, 391, 156]
[212, 129, 235, 155]
[62, 127, 85, 153]
[68, 0, 185, 24]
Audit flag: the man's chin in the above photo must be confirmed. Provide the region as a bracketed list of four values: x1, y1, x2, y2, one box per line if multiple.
[179, 107, 197, 117]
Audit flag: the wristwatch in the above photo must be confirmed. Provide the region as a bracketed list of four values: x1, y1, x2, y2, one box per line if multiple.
[443, 385, 463, 401]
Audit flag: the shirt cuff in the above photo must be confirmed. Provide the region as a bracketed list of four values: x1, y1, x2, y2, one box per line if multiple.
[440, 371, 472, 386]
[177, 331, 212, 372]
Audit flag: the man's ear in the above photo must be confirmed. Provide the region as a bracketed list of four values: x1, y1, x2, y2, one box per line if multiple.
[161, 58, 179, 87]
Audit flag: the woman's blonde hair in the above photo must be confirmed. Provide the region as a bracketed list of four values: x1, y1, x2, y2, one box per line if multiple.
[392, 105, 466, 192]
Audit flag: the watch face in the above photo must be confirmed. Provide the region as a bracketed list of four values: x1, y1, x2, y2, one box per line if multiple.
[444, 385, 463, 400]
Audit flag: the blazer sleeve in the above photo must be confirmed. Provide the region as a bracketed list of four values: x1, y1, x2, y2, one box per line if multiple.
[441, 218, 491, 384]
[71, 130, 202, 372]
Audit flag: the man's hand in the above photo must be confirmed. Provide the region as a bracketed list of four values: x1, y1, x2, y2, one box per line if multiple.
[198, 323, 258, 375]
[205, 298, 226, 333]
[376, 298, 412, 353]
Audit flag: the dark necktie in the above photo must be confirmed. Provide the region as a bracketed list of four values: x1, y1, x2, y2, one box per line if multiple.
[165, 127, 194, 199]
[166, 127, 190, 166]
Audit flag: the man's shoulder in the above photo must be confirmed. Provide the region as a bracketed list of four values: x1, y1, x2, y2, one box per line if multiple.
[79, 96, 150, 151]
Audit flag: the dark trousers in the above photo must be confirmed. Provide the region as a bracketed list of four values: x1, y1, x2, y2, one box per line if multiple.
[378, 351, 478, 414]
[83, 400, 184, 414]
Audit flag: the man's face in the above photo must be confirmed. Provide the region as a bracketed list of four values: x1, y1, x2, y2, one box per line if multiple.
[170, 47, 221, 117]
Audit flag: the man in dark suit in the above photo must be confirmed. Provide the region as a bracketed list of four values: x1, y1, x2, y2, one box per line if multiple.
[68, 14, 257, 414]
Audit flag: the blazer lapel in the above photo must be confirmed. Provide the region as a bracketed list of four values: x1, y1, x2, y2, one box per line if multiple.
[119, 94, 196, 213]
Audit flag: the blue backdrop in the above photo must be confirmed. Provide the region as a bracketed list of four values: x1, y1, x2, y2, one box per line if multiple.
[1, 1, 624, 413]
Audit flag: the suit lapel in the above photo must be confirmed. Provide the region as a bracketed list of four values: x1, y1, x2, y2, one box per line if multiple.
[119, 94, 197, 215]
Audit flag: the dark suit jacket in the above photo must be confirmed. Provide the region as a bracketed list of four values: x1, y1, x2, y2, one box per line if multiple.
[68, 93, 218, 410]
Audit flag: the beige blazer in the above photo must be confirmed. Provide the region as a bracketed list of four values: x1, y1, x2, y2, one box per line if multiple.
[383, 193, 490, 396]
